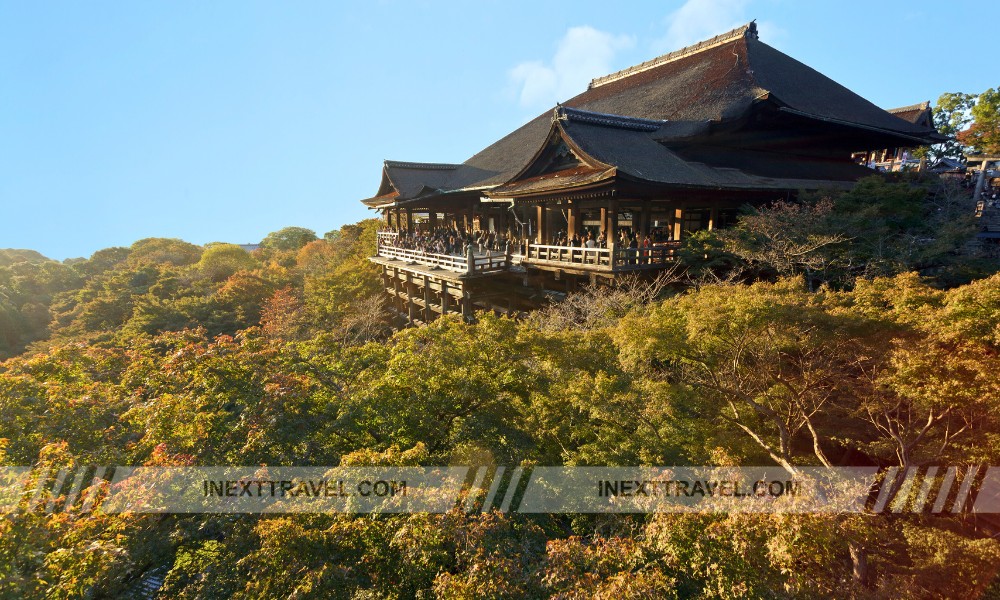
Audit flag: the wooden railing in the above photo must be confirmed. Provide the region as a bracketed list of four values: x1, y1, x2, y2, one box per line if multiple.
[375, 242, 508, 275]
[523, 242, 678, 270]
[612, 244, 678, 268]
[377, 231, 400, 246]
[376, 236, 677, 273]
[525, 245, 612, 267]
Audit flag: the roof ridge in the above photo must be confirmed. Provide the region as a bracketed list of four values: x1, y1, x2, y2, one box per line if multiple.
[555, 106, 666, 132]
[588, 21, 758, 89]
[887, 101, 931, 114]
[384, 160, 460, 170]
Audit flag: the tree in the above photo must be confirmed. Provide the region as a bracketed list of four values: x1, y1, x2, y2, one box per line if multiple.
[929, 92, 976, 161]
[259, 227, 317, 252]
[197, 244, 257, 282]
[958, 87, 1000, 155]
[127, 238, 203, 267]
[717, 198, 847, 290]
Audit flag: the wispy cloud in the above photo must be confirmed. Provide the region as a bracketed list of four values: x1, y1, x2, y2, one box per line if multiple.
[653, 0, 783, 53]
[654, 0, 750, 51]
[507, 2, 786, 112]
[507, 26, 635, 111]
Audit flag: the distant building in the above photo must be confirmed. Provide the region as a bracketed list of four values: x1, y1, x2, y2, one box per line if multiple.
[852, 101, 935, 172]
[360, 22, 943, 324]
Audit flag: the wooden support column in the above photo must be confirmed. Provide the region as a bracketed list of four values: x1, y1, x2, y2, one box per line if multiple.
[497, 206, 507, 236]
[672, 207, 684, 241]
[429, 211, 438, 231]
[405, 208, 414, 232]
[392, 267, 402, 313]
[441, 281, 450, 315]
[536, 204, 546, 244]
[567, 202, 580, 238]
[405, 272, 416, 324]
[640, 201, 651, 237]
[423, 275, 432, 322]
[605, 198, 618, 248]
[461, 286, 473, 322]
[708, 206, 719, 231]
[599, 207, 607, 236]
[608, 197, 619, 264]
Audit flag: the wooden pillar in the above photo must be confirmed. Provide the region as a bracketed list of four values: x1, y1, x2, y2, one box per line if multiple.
[536, 204, 546, 244]
[640, 201, 651, 237]
[672, 207, 684, 241]
[567, 203, 580, 238]
[406, 272, 416, 324]
[405, 208, 414, 232]
[708, 206, 719, 231]
[462, 287, 473, 322]
[441, 281, 450, 315]
[423, 275, 432, 322]
[429, 211, 438, 231]
[608, 197, 619, 264]
[392, 267, 402, 314]
[599, 207, 607, 236]
[497, 206, 507, 236]
[384, 209, 392, 227]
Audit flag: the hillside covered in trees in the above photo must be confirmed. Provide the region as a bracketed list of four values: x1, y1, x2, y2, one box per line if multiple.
[3, 175, 1000, 598]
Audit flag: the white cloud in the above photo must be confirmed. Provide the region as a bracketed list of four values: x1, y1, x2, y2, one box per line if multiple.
[508, 26, 635, 110]
[654, 0, 751, 52]
[652, 0, 785, 53]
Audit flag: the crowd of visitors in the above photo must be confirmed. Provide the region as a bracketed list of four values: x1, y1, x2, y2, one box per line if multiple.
[379, 224, 679, 257]
[379, 227, 512, 256]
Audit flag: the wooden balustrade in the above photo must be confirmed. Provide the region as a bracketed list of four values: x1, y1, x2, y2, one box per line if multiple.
[377, 235, 676, 273]
[524, 243, 677, 270]
[375, 241, 508, 274]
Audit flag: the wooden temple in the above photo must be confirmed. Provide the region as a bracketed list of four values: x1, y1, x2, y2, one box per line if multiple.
[360, 22, 944, 324]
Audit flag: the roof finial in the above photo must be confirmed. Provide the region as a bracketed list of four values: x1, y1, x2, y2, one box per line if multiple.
[747, 20, 758, 39]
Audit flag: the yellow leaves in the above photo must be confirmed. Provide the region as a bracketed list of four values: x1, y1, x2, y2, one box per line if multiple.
[339, 443, 428, 467]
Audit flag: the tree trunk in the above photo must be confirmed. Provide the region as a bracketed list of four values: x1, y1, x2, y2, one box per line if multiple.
[849, 541, 871, 589]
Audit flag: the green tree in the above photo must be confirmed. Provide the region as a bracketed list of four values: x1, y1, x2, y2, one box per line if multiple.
[196, 244, 257, 282]
[930, 91, 976, 161]
[259, 226, 317, 252]
[958, 87, 1000, 155]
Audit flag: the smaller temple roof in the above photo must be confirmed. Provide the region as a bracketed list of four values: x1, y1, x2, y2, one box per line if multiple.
[887, 101, 933, 129]
[360, 160, 461, 207]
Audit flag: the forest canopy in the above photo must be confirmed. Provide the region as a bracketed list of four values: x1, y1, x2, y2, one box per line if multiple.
[2, 176, 1000, 598]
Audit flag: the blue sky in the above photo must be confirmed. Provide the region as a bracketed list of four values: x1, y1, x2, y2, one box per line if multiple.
[1, 0, 995, 260]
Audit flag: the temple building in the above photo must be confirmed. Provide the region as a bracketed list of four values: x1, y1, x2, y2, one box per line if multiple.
[360, 22, 944, 324]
